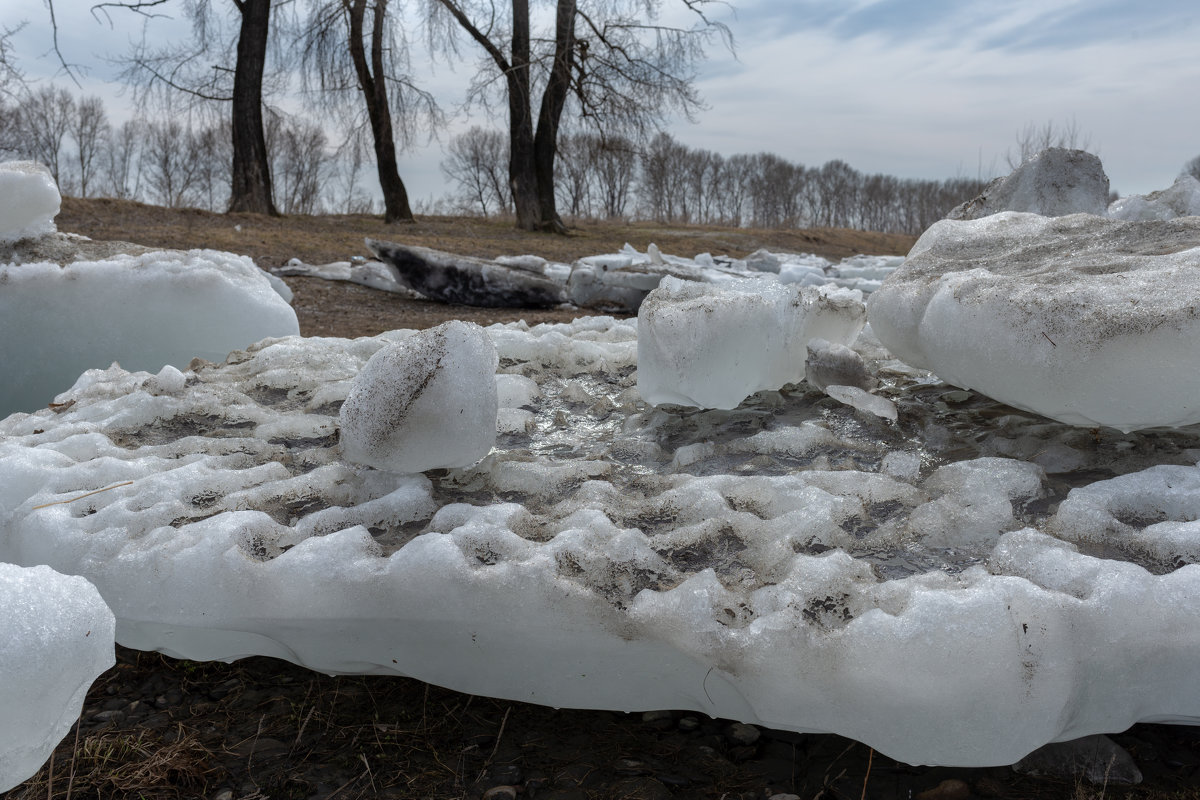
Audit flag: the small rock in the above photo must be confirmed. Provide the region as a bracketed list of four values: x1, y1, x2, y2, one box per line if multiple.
[915, 778, 971, 800]
[90, 709, 126, 725]
[209, 790, 234, 800]
[488, 764, 523, 786]
[678, 716, 700, 732]
[768, 794, 801, 800]
[642, 709, 675, 730]
[726, 722, 761, 746]
[1013, 734, 1143, 785]
[481, 786, 518, 800]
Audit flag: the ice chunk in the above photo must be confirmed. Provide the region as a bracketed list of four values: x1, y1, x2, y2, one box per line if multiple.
[0, 563, 115, 792]
[340, 321, 498, 473]
[948, 148, 1109, 219]
[805, 338, 875, 391]
[0, 249, 300, 417]
[0, 161, 60, 242]
[1108, 174, 1200, 221]
[638, 277, 866, 409]
[867, 212, 1200, 431]
[824, 384, 896, 421]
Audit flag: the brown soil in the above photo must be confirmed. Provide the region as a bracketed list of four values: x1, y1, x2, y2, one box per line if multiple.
[6, 199, 1200, 800]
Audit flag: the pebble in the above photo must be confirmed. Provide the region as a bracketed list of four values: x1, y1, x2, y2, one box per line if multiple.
[726, 722, 761, 746]
[90, 709, 126, 725]
[769, 794, 801, 800]
[678, 716, 700, 732]
[488, 764, 523, 786]
[210, 790, 234, 800]
[482, 786, 518, 800]
[641, 710, 675, 730]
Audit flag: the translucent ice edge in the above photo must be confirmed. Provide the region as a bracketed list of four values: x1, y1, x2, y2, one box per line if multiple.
[3, 318, 1200, 767]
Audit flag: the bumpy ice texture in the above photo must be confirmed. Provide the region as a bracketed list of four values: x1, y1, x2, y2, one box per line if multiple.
[867, 212, 1200, 431]
[0, 249, 300, 416]
[0, 563, 115, 792]
[339, 321, 499, 473]
[637, 277, 867, 409]
[948, 148, 1109, 220]
[0, 161, 60, 242]
[9, 315, 1200, 766]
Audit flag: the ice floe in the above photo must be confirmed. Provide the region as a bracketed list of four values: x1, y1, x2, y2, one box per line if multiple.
[0, 563, 114, 792]
[867, 212, 1200, 431]
[6, 315, 1200, 766]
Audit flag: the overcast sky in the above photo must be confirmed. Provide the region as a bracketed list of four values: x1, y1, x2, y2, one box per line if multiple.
[7, 0, 1200, 203]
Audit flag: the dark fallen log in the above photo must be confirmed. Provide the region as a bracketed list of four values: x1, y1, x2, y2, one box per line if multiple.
[366, 239, 569, 309]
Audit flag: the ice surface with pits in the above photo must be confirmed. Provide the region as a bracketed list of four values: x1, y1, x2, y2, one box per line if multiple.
[6, 313, 1200, 766]
[867, 212, 1200, 431]
[0, 563, 115, 792]
[1108, 174, 1200, 221]
[0, 249, 300, 416]
[0, 161, 60, 242]
[637, 277, 867, 409]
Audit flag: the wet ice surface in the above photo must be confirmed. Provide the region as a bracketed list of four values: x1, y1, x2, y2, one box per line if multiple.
[5, 318, 1200, 766]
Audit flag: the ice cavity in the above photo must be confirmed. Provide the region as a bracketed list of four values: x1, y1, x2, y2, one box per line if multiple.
[0, 161, 60, 242]
[340, 321, 499, 473]
[637, 277, 867, 409]
[0, 248, 300, 416]
[0, 563, 115, 792]
[868, 212, 1200, 431]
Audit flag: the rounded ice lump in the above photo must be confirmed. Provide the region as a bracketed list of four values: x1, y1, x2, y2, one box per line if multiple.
[0, 563, 115, 792]
[340, 321, 499, 473]
[637, 277, 867, 409]
[0, 161, 60, 242]
[867, 212, 1200, 431]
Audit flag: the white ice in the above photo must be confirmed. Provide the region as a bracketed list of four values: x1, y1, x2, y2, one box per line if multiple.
[1108, 174, 1200, 221]
[867, 212, 1200, 431]
[7, 315, 1200, 767]
[339, 321, 499, 473]
[0, 563, 115, 792]
[0, 162, 60, 242]
[0, 249, 300, 416]
[637, 277, 867, 409]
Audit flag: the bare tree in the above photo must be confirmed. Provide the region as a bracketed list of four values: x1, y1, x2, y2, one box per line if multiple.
[14, 86, 77, 188]
[103, 118, 144, 199]
[266, 110, 330, 214]
[107, 0, 283, 214]
[142, 119, 202, 207]
[428, 0, 730, 233]
[591, 134, 636, 219]
[299, 0, 442, 222]
[0, 22, 27, 101]
[71, 95, 110, 197]
[1005, 117, 1094, 169]
[441, 126, 509, 215]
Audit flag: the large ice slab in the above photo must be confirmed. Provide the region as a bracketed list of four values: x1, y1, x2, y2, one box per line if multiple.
[0, 249, 300, 416]
[6, 318, 1200, 766]
[948, 148, 1109, 220]
[637, 277, 867, 409]
[867, 212, 1200, 431]
[0, 161, 60, 242]
[0, 563, 115, 792]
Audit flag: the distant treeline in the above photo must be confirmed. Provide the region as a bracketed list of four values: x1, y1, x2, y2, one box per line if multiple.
[1, 86, 987, 235]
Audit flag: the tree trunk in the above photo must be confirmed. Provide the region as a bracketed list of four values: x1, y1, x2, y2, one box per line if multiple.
[507, 0, 540, 231]
[345, 0, 414, 223]
[228, 0, 278, 215]
[531, 0, 576, 234]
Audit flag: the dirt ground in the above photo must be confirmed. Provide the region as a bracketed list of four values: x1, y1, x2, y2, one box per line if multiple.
[6, 200, 1200, 800]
